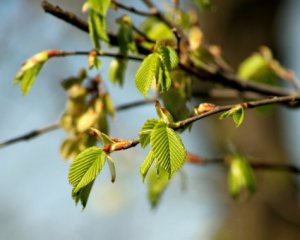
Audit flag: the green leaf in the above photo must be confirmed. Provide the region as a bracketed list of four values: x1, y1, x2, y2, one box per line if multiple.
[233, 107, 245, 128]
[117, 15, 136, 57]
[238, 48, 278, 86]
[140, 150, 155, 182]
[139, 119, 159, 148]
[88, 0, 111, 16]
[220, 106, 245, 128]
[228, 155, 256, 199]
[141, 17, 173, 42]
[88, 10, 109, 49]
[150, 121, 186, 176]
[135, 53, 161, 97]
[148, 168, 169, 208]
[72, 181, 94, 210]
[14, 51, 49, 95]
[69, 146, 106, 194]
[158, 61, 172, 92]
[158, 46, 179, 71]
[109, 59, 127, 86]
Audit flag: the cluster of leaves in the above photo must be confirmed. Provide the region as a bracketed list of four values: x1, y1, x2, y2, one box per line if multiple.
[12, 0, 298, 210]
[60, 70, 114, 160]
[135, 42, 179, 97]
[69, 128, 118, 209]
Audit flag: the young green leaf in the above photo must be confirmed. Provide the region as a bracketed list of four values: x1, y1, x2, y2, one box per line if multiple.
[69, 146, 106, 194]
[88, 10, 109, 49]
[238, 47, 278, 86]
[158, 46, 179, 71]
[220, 106, 245, 128]
[147, 168, 169, 208]
[228, 155, 256, 199]
[150, 121, 187, 176]
[141, 17, 174, 42]
[135, 53, 161, 97]
[140, 150, 155, 182]
[72, 181, 95, 210]
[109, 59, 127, 86]
[139, 119, 159, 148]
[14, 51, 49, 95]
[233, 107, 245, 128]
[158, 61, 172, 92]
[88, 0, 111, 16]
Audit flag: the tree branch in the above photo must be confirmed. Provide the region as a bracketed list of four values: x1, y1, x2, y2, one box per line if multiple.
[186, 153, 300, 174]
[41, 1, 299, 98]
[112, 0, 155, 16]
[0, 123, 59, 148]
[49, 49, 144, 61]
[0, 98, 156, 148]
[175, 95, 300, 129]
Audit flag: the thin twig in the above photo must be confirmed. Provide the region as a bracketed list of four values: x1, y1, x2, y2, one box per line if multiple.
[0, 123, 59, 148]
[51, 50, 144, 61]
[186, 153, 300, 174]
[0, 99, 156, 148]
[132, 25, 155, 43]
[175, 95, 300, 129]
[112, 0, 155, 16]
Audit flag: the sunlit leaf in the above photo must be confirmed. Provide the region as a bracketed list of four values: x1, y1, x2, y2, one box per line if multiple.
[135, 53, 161, 97]
[141, 17, 173, 42]
[88, 10, 109, 49]
[148, 168, 169, 208]
[158, 46, 179, 71]
[139, 119, 159, 148]
[220, 106, 245, 128]
[109, 59, 127, 86]
[228, 155, 256, 199]
[150, 121, 186, 176]
[88, 0, 111, 16]
[14, 51, 50, 95]
[238, 47, 278, 86]
[189, 27, 203, 50]
[140, 150, 155, 182]
[69, 146, 106, 194]
[72, 181, 95, 210]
